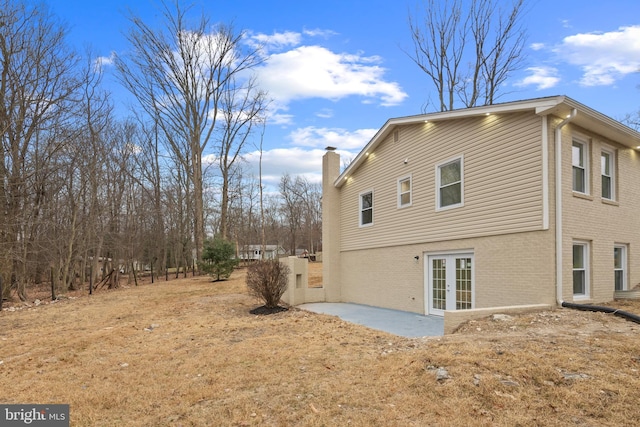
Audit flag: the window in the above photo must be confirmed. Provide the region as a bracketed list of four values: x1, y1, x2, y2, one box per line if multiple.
[572, 140, 588, 193]
[398, 176, 412, 208]
[437, 156, 463, 210]
[614, 245, 627, 291]
[359, 190, 373, 226]
[601, 149, 615, 200]
[572, 242, 589, 297]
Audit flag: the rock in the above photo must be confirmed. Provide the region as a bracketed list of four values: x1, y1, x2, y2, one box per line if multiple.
[494, 390, 516, 400]
[500, 379, 520, 387]
[120, 363, 129, 368]
[436, 367, 450, 381]
[562, 371, 589, 380]
[34, 299, 41, 306]
[492, 314, 514, 322]
[473, 374, 481, 386]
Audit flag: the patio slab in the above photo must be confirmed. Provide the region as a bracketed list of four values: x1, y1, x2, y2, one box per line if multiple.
[298, 302, 444, 338]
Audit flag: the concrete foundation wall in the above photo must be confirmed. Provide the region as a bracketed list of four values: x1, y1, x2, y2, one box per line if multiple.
[281, 257, 325, 306]
[336, 229, 556, 315]
[443, 304, 552, 334]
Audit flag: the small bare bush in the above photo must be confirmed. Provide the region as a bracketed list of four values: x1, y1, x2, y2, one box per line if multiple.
[246, 260, 290, 308]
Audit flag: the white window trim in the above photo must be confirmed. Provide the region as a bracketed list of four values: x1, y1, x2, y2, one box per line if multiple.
[359, 189, 374, 227]
[614, 244, 627, 291]
[572, 138, 589, 195]
[572, 240, 590, 299]
[397, 174, 412, 209]
[601, 146, 616, 201]
[435, 155, 464, 212]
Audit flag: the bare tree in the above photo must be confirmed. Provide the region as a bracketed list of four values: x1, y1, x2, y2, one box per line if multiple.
[278, 174, 322, 255]
[407, 0, 527, 111]
[621, 110, 640, 131]
[115, 0, 264, 262]
[0, 0, 82, 300]
[128, 114, 170, 278]
[216, 75, 268, 240]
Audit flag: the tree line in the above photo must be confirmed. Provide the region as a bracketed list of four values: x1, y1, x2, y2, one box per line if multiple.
[0, 0, 321, 302]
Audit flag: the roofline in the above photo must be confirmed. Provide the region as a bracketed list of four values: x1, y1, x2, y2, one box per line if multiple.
[334, 95, 640, 188]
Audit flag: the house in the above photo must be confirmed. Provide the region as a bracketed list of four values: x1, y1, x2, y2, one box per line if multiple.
[320, 96, 640, 329]
[238, 245, 286, 261]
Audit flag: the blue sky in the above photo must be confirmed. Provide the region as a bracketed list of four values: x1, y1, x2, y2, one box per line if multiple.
[45, 0, 640, 188]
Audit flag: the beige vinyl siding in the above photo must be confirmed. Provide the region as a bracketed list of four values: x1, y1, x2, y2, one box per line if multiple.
[340, 112, 544, 251]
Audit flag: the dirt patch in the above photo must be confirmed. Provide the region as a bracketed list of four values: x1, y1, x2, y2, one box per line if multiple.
[249, 305, 289, 315]
[1, 265, 640, 426]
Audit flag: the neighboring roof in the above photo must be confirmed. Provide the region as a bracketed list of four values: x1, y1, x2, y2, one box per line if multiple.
[335, 95, 640, 188]
[241, 245, 284, 252]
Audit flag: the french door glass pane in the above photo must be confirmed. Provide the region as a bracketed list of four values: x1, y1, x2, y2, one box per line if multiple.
[432, 259, 446, 310]
[456, 258, 472, 310]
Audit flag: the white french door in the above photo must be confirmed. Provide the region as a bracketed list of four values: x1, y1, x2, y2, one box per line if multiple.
[426, 253, 474, 316]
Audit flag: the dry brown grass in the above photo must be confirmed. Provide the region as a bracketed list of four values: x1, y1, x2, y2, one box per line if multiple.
[1, 263, 640, 426]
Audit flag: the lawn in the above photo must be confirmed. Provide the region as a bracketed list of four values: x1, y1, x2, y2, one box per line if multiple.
[1, 263, 640, 426]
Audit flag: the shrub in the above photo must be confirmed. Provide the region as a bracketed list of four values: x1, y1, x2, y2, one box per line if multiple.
[246, 260, 290, 308]
[201, 238, 239, 281]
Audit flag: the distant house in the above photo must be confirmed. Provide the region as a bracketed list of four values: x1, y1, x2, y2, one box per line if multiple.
[318, 96, 640, 322]
[238, 245, 286, 261]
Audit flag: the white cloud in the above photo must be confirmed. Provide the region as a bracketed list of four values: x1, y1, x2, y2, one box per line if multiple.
[315, 108, 334, 119]
[243, 147, 325, 186]
[302, 28, 338, 38]
[247, 31, 301, 52]
[558, 25, 640, 86]
[530, 43, 545, 51]
[236, 126, 374, 189]
[256, 45, 407, 107]
[288, 126, 376, 150]
[95, 51, 116, 68]
[268, 112, 295, 126]
[515, 67, 560, 90]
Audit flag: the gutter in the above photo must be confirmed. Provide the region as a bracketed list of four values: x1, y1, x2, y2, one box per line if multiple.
[555, 109, 577, 305]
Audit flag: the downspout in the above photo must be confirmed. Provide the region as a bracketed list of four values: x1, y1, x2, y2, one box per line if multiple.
[555, 109, 577, 305]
